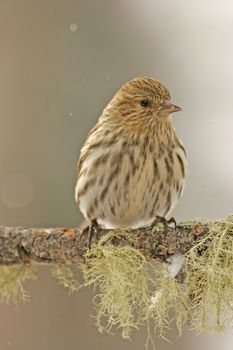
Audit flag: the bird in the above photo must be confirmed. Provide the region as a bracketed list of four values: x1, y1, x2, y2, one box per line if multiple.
[75, 76, 188, 233]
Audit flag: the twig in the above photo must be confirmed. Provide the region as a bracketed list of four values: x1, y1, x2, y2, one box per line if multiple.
[0, 221, 210, 265]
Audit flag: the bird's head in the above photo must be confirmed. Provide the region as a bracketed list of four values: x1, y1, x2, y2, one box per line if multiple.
[105, 77, 182, 132]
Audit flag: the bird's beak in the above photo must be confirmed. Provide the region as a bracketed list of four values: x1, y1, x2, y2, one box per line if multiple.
[158, 101, 182, 116]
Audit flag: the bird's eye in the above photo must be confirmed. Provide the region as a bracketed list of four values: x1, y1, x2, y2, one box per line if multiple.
[140, 99, 151, 108]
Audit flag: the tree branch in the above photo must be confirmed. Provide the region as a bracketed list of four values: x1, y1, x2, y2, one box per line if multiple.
[0, 221, 210, 265]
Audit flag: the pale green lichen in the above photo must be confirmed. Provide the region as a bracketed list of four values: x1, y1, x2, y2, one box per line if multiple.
[80, 229, 151, 339]
[80, 215, 233, 340]
[0, 265, 37, 304]
[1, 215, 233, 344]
[51, 265, 80, 294]
[186, 215, 233, 334]
[148, 267, 188, 339]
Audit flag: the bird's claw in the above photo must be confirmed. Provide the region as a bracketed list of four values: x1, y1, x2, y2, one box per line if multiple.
[152, 215, 177, 228]
[166, 216, 177, 228]
[80, 219, 100, 249]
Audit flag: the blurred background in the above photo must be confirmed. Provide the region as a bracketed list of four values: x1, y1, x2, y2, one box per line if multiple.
[0, 0, 233, 349]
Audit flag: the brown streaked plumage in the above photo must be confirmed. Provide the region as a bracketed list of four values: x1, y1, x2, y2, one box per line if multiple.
[75, 77, 188, 229]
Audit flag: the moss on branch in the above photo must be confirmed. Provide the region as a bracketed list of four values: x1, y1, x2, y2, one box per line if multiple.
[0, 215, 233, 343]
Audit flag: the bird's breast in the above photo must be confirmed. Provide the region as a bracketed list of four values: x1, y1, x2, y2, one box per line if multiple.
[76, 136, 187, 229]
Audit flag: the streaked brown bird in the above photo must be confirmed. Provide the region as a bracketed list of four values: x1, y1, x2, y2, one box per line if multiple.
[75, 77, 188, 230]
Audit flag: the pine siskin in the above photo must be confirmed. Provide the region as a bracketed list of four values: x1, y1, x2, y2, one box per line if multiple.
[75, 77, 188, 229]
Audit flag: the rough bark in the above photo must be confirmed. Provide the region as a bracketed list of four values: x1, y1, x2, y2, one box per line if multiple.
[0, 222, 210, 265]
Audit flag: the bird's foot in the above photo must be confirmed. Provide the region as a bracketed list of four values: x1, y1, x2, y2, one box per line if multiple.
[80, 219, 100, 249]
[166, 216, 177, 228]
[152, 215, 177, 228]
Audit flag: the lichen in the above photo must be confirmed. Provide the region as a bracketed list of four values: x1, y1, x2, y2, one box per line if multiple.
[1, 215, 233, 344]
[80, 215, 233, 340]
[80, 229, 152, 339]
[186, 215, 233, 334]
[0, 265, 37, 304]
[148, 267, 188, 338]
[51, 265, 80, 294]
